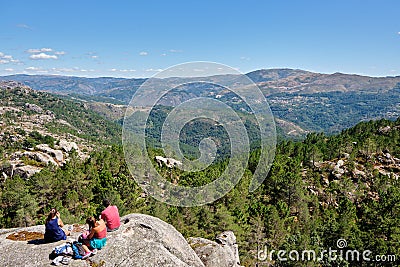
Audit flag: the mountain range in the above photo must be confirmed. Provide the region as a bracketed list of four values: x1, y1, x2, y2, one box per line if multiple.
[2, 69, 400, 135]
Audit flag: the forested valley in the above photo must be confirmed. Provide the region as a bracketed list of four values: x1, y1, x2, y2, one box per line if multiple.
[1, 113, 399, 266]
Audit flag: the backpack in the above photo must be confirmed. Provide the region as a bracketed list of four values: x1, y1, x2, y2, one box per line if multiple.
[71, 241, 86, 259]
[49, 243, 73, 260]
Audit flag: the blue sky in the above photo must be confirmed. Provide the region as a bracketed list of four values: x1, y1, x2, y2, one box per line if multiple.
[0, 0, 399, 78]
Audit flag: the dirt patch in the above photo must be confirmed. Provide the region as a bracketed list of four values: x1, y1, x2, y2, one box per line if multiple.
[71, 223, 87, 233]
[6, 224, 86, 241]
[6, 231, 44, 241]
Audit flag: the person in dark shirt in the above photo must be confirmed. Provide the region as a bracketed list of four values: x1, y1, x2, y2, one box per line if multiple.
[44, 208, 70, 243]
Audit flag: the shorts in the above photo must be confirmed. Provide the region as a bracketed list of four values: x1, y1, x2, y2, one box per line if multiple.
[107, 226, 119, 232]
[90, 237, 107, 249]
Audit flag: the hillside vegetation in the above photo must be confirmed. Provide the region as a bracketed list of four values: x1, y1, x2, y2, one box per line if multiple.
[0, 81, 121, 144]
[0, 81, 121, 179]
[1, 108, 399, 266]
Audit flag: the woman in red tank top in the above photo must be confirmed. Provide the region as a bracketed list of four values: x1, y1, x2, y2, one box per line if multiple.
[81, 216, 107, 258]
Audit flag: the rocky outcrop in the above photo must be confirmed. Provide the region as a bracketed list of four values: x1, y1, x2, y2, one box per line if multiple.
[304, 148, 400, 209]
[331, 159, 345, 179]
[189, 231, 243, 267]
[25, 102, 43, 113]
[1, 140, 89, 180]
[0, 80, 32, 94]
[90, 214, 205, 267]
[378, 125, 392, 134]
[0, 81, 110, 181]
[3, 144, 68, 179]
[13, 165, 42, 179]
[0, 214, 242, 267]
[155, 156, 182, 168]
[36, 144, 64, 163]
[13, 151, 58, 166]
[59, 139, 79, 152]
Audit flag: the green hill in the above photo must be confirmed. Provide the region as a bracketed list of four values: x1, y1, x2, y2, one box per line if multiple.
[0, 81, 121, 146]
[0, 81, 122, 180]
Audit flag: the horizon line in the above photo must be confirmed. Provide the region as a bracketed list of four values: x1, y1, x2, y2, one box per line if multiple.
[1, 67, 399, 79]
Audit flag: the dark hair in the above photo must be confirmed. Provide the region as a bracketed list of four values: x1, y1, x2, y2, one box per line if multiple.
[86, 216, 96, 230]
[46, 208, 58, 224]
[103, 199, 111, 207]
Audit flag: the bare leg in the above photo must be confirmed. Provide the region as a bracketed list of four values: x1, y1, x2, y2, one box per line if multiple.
[82, 244, 91, 253]
[82, 239, 92, 253]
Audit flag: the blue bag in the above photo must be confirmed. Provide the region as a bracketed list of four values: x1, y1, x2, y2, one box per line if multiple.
[71, 241, 85, 259]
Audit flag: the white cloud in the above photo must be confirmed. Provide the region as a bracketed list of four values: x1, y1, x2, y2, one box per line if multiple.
[240, 56, 250, 61]
[79, 69, 95, 72]
[27, 48, 65, 58]
[41, 48, 53, 52]
[139, 51, 148, 56]
[25, 66, 95, 75]
[85, 52, 98, 59]
[24, 67, 94, 74]
[25, 66, 49, 73]
[48, 67, 94, 73]
[398, 31, 400, 35]
[27, 48, 53, 53]
[30, 53, 58, 60]
[25, 66, 41, 71]
[109, 68, 136, 72]
[145, 68, 163, 72]
[50, 67, 74, 73]
[4, 68, 14, 72]
[160, 49, 183, 56]
[169, 49, 183, 53]
[16, 24, 32, 30]
[0, 52, 19, 64]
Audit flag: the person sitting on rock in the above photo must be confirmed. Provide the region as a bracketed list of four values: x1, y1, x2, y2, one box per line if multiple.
[81, 216, 107, 259]
[100, 199, 121, 232]
[44, 208, 70, 243]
